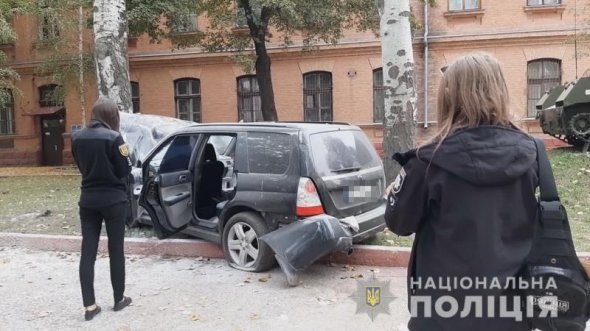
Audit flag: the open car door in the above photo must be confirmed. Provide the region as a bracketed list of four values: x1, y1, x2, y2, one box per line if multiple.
[138, 135, 198, 238]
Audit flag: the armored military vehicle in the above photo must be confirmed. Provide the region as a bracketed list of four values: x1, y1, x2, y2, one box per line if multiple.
[537, 77, 590, 151]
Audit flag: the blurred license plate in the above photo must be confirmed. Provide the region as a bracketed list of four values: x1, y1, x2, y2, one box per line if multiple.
[344, 186, 376, 203]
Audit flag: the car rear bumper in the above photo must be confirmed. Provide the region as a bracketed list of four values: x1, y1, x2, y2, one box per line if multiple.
[341, 203, 386, 243]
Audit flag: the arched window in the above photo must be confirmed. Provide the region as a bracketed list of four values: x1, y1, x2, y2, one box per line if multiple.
[0, 89, 15, 135]
[373, 68, 385, 123]
[131, 81, 140, 113]
[237, 75, 262, 122]
[174, 78, 201, 122]
[303, 71, 332, 122]
[528, 59, 561, 117]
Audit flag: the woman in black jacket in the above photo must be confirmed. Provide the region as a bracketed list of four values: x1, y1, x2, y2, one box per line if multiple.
[385, 53, 537, 330]
[72, 97, 133, 320]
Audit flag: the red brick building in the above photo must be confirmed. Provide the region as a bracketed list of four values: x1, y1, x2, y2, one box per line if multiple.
[0, 0, 584, 165]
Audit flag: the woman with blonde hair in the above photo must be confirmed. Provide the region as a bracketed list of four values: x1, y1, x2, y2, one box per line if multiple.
[385, 53, 537, 330]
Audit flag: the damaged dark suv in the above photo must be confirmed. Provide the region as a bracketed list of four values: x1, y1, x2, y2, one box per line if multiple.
[136, 122, 386, 272]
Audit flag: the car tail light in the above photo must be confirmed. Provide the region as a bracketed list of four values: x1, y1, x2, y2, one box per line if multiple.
[296, 177, 325, 217]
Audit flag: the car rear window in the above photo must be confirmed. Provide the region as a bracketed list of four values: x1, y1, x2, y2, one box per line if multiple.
[309, 130, 381, 177]
[247, 132, 292, 174]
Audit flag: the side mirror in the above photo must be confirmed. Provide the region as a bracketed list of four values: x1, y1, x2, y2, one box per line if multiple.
[136, 160, 142, 168]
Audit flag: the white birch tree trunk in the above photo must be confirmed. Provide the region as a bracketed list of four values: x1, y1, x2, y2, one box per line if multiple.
[78, 6, 87, 123]
[381, 0, 417, 182]
[93, 0, 132, 113]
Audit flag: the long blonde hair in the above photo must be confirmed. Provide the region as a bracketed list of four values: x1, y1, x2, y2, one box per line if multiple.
[424, 53, 514, 147]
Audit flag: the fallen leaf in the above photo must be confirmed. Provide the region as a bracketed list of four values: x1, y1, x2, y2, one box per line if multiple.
[190, 314, 200, 321]
[250, 314, 260, 320]
[258, 277, 268, 283]
[35, 311, 50, 318]
[341, 265, 355, 272]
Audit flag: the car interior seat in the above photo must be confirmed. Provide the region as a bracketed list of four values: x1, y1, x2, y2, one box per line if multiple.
[196, 143, 224, 219]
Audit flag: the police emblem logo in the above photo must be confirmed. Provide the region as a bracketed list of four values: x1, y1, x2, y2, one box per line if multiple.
[119, 144, 129, 157]
[392, 168, 406, 194]
[366, 287, 381, 308]
[388, 194, 396, 207]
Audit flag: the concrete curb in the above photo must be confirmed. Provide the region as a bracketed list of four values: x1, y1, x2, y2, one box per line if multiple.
[0, 232, 588, 268]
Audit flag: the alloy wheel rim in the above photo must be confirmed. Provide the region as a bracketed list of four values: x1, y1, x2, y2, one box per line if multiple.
[227, 222, 259, 268]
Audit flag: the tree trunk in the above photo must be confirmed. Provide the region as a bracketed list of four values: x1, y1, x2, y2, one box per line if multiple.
[93, 0, 132, 113]
[254, 41, 278, 122]
[381, 0, 417, 183]
[78, 6, 87, 124]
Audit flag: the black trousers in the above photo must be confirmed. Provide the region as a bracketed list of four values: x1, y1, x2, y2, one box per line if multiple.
[79, 202, 127, 307]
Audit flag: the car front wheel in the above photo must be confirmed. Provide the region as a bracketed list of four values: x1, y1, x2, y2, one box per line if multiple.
[222, 212, 275, 272]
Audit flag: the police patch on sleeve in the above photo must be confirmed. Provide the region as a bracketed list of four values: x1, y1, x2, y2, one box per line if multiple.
[392, 167, 406, 194]
[118, 144, 129, 157]
[388, 193, 396, 207]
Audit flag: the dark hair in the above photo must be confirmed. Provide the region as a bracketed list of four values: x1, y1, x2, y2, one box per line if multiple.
[91, 97, 120, 132]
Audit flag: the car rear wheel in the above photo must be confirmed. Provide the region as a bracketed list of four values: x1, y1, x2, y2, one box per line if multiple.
[222, 212, 275, 272]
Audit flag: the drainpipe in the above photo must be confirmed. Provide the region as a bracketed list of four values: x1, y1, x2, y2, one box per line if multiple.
[423, 2, 430, 129]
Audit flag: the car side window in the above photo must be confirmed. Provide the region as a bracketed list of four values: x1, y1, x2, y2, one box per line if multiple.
[247, 132, 292, 175]
[148, 135, 197, 176]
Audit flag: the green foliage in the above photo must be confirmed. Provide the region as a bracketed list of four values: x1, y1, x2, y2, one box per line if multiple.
[0, 0, 31, 94]
[32, 0, 95, 106]
[128, 0, 380, 52]
[127, 0, 200, 41]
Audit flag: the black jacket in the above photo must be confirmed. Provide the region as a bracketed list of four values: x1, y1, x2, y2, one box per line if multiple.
[385, 126, 538, 331]
[72, 121, 132, 208]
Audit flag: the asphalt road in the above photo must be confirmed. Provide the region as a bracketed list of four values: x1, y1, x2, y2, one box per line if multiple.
[0, 248, 410, 331]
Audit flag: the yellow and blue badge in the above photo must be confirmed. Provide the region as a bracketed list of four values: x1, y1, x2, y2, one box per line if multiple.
[118, 144, 129, 157]
[366, 286, 381, 308]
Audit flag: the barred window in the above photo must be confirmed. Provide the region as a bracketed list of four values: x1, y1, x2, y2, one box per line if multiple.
[171, 13, 198, 33]
[449, 0, 480, 11]
[236, 1, 261, 27]
[237, 75, 262, 122]
[131, 81, 140, 113]
[175, 79, 201, 122]
[303, 72, 333, 122]
[527, 59, 561, 117]
[373, 68, 385, 123]
[0, 89, 15, 135]
[39, 84, 63, 107]
[527, 0, 561, 6]
[38, 1, 59, 40]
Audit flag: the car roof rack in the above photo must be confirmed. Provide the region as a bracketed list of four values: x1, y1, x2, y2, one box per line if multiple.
[278, 121, 351, 126]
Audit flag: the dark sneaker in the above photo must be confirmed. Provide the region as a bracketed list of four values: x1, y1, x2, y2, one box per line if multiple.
[84, 306, 101, 321]
[114, 296, 132, 311]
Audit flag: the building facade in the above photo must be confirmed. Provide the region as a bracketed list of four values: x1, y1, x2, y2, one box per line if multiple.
[0, 0, 586, 165]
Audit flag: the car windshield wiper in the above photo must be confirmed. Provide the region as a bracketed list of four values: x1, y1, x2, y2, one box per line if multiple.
[331, 166, 361, 174]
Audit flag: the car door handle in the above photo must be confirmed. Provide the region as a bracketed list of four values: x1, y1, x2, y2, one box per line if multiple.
[178, 175, 188, 183]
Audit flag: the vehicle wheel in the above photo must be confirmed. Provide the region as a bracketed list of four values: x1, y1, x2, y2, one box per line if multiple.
[222, 212, 275, 272]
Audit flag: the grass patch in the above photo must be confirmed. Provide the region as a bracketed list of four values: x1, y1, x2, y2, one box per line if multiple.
[0, 176, 81, 235]
[0, 175, 156, 238]
[366, 148, 590, 250]
[549, 149, 590, 251]
[0, 149, 588, 248]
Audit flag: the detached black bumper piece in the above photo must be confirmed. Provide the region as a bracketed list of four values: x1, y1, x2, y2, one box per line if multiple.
[260, 215, 354, 286]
